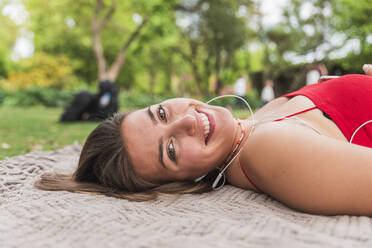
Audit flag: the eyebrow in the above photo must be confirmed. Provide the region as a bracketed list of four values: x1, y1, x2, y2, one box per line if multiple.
[158, 137, 166, 168]
[147, 106, 158, 125]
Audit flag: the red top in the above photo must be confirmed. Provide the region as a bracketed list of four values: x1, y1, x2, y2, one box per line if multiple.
[240, 74, 372, 192]
[282, 74, 372, 148]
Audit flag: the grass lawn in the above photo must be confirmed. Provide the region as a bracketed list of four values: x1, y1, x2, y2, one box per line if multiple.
[0, 106, 251, 160]
[0, 106, 99, 160]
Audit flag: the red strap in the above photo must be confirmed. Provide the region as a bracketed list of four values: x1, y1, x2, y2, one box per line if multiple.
[273, 106, 317, 122]
[239, 162, 263, 193]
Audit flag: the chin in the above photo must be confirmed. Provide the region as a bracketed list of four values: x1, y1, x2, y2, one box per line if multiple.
[217, 105, 234, 128]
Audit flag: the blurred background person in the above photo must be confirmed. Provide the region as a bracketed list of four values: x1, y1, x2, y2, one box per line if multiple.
[233, 74, 247, 108]
[306, 64, 328, 85]
[260, 79, 275, 107]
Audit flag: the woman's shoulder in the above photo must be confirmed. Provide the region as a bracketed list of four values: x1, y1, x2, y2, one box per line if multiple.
[253, 97, 288, 118]
[242, 115, 372, 215]
[242, 120, 326, 171]
[243, 118, 372, 180]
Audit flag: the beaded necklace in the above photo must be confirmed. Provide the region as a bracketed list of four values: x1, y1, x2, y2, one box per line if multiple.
[210, 118, 254, 189]
[221, 119, 246, 168]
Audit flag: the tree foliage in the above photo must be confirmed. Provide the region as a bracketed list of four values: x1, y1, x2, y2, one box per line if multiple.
[1, 0, 370, 97]
[331, 0, 372, 71]
[0, 2, 19, 78]
[4, 52, 78, 90]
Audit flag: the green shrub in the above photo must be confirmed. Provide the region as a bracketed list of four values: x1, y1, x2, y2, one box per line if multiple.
[1, 87, 76, 107]
[1, 88, 175, 109]
[3, 52, 80, 91]
[0, 89, 5, 105]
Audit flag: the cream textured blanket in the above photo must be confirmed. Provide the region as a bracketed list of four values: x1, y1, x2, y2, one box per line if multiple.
[1, 145, 372, 248]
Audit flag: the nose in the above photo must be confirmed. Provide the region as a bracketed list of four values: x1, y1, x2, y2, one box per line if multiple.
[170, 114, 196, 136]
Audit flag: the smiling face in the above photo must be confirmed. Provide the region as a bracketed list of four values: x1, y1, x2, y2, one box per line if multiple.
[121, 98, 239, 183]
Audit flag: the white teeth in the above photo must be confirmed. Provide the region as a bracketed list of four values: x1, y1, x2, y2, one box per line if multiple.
[198, 113, 210, 138]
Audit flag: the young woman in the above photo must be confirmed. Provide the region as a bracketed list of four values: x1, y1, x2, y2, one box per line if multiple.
[36, 65, 372, 216]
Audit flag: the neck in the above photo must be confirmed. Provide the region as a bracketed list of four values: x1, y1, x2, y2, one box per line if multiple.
[224, 118, 254, 175]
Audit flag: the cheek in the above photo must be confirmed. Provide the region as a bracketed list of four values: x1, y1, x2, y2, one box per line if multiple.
[181, 145, 219, 176]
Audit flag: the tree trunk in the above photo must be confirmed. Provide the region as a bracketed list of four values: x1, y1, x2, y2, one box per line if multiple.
[92, 0, 149, 83]
[106, 18, 149, 82]
[92, 0, 208, 83]
[173, 43, 202, 96]
[92, 23, 108, 81]
[92, 0, 115, 81]
[203, 49, 213, 91]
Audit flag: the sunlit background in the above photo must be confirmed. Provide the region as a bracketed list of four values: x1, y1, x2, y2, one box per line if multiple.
[0, 0, 371, 158]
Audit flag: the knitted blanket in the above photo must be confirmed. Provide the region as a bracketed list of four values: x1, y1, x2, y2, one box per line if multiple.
[1, 145, 372, 248]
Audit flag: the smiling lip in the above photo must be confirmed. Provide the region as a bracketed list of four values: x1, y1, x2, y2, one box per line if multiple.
[197, 110, 215, 145]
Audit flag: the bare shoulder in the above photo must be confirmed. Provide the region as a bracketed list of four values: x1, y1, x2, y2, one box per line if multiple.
[253, 97, 288, 118]
[243, 121, 372, 215]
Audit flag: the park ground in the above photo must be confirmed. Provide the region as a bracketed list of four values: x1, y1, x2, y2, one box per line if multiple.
[0, 106, 98, 160]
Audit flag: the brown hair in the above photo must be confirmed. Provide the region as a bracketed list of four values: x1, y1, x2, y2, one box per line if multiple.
[35, 112, 214, 201]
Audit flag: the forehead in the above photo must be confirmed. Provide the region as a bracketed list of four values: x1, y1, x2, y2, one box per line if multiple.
[121, 108, 162, 180]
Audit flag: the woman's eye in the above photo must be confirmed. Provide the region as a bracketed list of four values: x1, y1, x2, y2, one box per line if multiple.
[167, 141, 176, 162]
[158, 105, 167, 121]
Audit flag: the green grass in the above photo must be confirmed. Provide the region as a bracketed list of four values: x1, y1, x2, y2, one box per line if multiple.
[0, 106, 99, 160]
[0, 106, 251, 160]
[231, 109, 253, 119]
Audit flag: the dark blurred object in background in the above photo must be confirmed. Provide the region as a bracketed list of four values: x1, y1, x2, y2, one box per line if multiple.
[60, 80, 119, 122]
